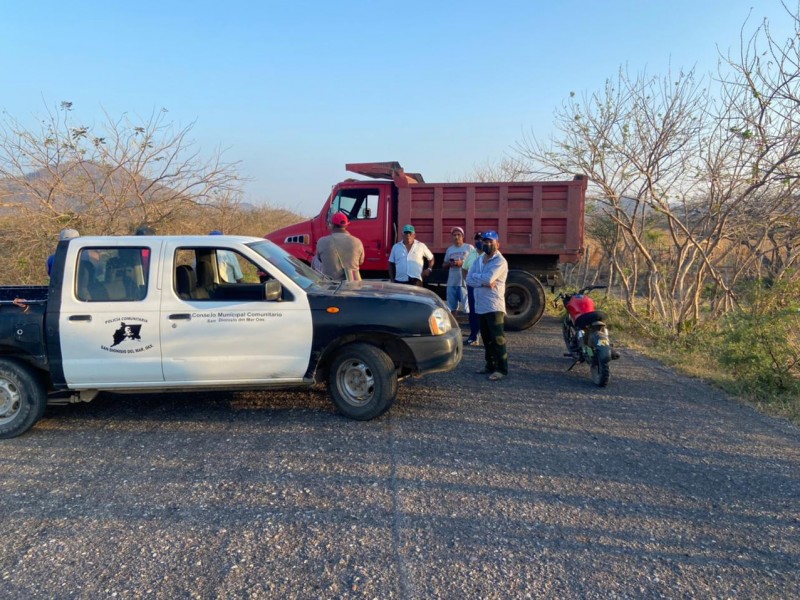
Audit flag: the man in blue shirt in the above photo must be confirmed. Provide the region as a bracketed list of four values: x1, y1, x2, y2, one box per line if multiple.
[465, 231, 508, 381]
[46, 228, 80, 276]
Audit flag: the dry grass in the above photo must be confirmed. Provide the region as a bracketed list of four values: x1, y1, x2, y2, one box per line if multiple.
[613, 320, 800, 426]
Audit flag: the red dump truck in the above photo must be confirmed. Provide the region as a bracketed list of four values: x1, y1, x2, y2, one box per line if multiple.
[266, 162, 586, 330]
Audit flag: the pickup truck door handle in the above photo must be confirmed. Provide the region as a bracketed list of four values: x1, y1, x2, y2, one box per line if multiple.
[69, 315, 92, 322]
[169, 313, 192, 320]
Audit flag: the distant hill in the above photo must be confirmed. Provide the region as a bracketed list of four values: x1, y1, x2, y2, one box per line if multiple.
[0, 160, 161, 214]
[0, 160, 305, 239]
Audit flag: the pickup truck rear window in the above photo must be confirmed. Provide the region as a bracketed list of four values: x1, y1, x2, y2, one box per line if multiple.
[76, 247, 149, 302]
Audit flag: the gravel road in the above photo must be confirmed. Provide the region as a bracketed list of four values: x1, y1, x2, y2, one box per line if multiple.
[1, 315, 798, 599]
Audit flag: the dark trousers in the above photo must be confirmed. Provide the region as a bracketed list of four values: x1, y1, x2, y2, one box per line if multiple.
[479, 311, 507, 375]
[466, 286, 479, 340]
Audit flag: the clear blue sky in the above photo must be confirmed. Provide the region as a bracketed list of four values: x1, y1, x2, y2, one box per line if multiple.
[2, 0, 794, 217]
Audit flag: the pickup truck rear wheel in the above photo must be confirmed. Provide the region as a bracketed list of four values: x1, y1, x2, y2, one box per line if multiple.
[0, 359, 46, 439]
[329, 343, 398, 420]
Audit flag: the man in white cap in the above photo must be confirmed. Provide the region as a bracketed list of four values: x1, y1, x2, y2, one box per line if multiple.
[46, 228, 80, 276]
[443, 226, 472, 315]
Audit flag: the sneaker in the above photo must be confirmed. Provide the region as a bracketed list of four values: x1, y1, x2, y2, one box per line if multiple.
[488, 372, 505, 381]
[465, 338, 479, 346]
[475, 367, 492, 374]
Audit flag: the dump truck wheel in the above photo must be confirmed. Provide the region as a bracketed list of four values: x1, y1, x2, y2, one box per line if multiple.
[504, 271, 546, 331]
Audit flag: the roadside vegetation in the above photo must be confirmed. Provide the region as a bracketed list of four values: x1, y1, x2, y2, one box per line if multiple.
[549, 283, 800, 424]
[511, 4, 800, 424]
[0, 105, 303, 285]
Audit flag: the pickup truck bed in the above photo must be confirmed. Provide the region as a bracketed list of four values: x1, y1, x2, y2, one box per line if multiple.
[0, 286, 48, 303]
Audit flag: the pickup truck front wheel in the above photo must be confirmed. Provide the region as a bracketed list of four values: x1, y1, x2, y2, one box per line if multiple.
[0, 359, 46, 439]
[329, 343, 398, 421]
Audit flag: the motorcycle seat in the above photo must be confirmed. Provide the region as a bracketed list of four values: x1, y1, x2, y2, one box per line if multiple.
[574, 310, 608, 330]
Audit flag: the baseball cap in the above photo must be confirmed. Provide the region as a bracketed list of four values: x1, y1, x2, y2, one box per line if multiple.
[331, 212, 349, 227]
[451, 226, 464, 235]
[482, 230, 499, 241]
[59, 228, 80, 241]
[473, 231, 483, 240]
[403, 224, 415, 233]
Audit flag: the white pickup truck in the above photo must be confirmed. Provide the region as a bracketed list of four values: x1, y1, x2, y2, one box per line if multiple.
[0, 235, 462, 438]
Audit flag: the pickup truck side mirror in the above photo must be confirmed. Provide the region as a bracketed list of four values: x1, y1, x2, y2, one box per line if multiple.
[264, 279, 282, 301]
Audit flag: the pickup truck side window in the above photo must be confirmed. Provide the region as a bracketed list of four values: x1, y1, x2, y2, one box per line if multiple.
[76, 247, 148, 302]
[174, 247, 287, 302]
[329, 188, 380, 222]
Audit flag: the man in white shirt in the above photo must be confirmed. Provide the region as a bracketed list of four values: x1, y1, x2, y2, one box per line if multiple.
[209, 230, 244, 283]
[388, 224, 434, 286]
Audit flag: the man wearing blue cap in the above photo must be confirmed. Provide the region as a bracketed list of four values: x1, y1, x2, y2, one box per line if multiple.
[388, 224, 434, 286]
[465, 230, 508, 381]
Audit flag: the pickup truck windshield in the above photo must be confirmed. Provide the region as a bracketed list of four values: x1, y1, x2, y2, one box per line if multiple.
[248, 240, 327, 289]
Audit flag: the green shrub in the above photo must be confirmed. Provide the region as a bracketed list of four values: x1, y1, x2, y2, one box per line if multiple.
[718, 280, 800, 394]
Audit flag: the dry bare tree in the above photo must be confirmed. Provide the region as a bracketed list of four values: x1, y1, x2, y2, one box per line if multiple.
[510, 3, 800, 332]
[458, 156, 530, 182]
[0, 102, 283, 283]
[514, 68, 715, 330]
[714, 3, 800, 285]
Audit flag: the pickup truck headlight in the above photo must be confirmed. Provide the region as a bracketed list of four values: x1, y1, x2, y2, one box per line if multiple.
[428, 307, 452, 335]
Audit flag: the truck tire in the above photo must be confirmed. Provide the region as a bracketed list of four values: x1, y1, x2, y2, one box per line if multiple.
[0, 359, 47, 439]
[505, 271, 546, 331]
[329, 343, 398, 421]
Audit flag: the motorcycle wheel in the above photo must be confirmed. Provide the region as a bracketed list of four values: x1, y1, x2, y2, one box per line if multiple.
[562, 319, 575, 350]
[590, 347, 611, 387]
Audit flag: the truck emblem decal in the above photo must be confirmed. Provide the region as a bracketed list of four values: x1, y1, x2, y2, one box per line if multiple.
[112, 322, 142, 347]
[100, 317, 153, 354]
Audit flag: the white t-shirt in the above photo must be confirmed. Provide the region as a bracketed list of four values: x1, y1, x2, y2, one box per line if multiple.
[388, 240, 433, 281]
[444, 243, 473, 286]
[218, 250, 243, 282]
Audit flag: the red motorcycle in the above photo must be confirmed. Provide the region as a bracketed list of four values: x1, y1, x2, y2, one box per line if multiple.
[554, 285, 619, 387]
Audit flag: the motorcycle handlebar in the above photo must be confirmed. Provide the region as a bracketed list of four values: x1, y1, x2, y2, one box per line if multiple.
[578, 284, 607, 295]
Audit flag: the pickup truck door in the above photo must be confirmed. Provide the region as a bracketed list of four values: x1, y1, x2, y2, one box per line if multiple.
[58, 241, 165, 386]
[158, 242, 313, 383]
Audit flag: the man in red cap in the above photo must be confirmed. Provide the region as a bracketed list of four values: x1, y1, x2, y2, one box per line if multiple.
[315, 212, 365, 281]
